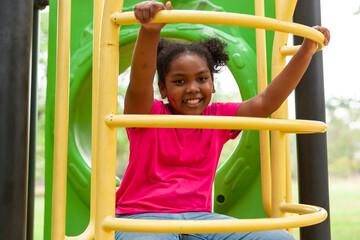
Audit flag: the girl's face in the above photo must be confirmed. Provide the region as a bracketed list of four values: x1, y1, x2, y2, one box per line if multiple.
[159, 53, 215, 115]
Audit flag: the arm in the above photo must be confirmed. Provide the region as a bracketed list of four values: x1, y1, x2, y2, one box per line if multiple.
[237, 26, 331, 118]
[124, 1, 172, 114]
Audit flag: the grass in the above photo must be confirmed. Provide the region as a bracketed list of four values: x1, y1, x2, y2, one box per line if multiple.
[34, 195, 45, 240]
[290, 176, 360, 240]
[327, 177, 360, 239]
[33, 177, 360, 239]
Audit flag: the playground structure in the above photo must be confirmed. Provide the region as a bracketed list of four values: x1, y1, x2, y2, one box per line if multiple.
[0, 0, 331, 240]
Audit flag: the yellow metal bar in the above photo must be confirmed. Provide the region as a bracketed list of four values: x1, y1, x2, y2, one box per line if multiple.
[255, 0, 272, 217]
[272, 0, 298, 83]
[285, 136, 292, 205]
[65, 1, 105, 239]
[271, 0, 298, 120]
[280, 202, 325, 215]
[271, 0, 298, 232]
[105, 114, 326, 134]
[259, 131, 272, 215]
[280, 45, 301, 56]
[285, 136, 293, 234]
[277, 0, 298, 21]
[271, 131, 287, 217]
[255, 0, 268, 92]
[102, 203, 327, 233]
[91, 0, 103, 229]
[111, 10, 324, 49]
[68, 0, 105, 238]
[51, 0, 71, 239]
[65, 228, 93, 240]
[95, 0, 123, 239]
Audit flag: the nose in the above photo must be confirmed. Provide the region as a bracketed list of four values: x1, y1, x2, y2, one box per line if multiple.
[185, 81, 200, 93]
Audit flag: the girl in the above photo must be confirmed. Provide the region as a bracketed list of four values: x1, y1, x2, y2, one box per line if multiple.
[115, 1, 331, 240]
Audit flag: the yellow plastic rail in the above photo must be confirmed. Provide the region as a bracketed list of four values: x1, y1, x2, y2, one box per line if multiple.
[102, 203, 327, 233]
[64, 0, 104, 239]
[271, 0, 298, 220]
[93, 0, 123, 239]
[51, 0, 71, 239]
[255, 0, 272, 217]
[111, 10, 325, 50]
[105, 114, 326, 134]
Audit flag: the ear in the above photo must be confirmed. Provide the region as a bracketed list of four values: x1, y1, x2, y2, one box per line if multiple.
[158, 81, 167, 99]
[212, 78, 216, 93]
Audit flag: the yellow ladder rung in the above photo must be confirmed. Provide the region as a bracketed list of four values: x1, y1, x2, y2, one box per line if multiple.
[280, 45, 301, 56]
[105, 114, 326, 134]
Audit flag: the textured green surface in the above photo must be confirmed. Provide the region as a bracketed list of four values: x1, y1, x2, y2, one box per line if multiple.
[45, 0, 275, 238]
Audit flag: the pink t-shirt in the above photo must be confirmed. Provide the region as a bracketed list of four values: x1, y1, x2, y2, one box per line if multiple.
[115, 100, 241, 214]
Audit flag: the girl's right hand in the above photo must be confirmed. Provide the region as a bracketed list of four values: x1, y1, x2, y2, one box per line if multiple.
[134, 1, 173, 32]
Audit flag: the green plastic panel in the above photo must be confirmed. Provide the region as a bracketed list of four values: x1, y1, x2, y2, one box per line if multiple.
[45, 0, 275, 238]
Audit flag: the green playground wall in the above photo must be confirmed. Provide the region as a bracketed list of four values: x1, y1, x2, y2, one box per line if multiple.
[45, 0, 276, 238]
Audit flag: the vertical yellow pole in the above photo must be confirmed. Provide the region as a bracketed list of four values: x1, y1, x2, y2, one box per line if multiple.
[272, 0, 298, 112]
[271, 0, 298, 218]
[271, 131, 286, 217]
[51, 0, 71, 239]
[95, 0, 123, 239]
[255, 0, 271, 217]
[270, 0, 298, 229]
[66, 0, 105, 238]
[277, 1, 299, 212]
[285, 136, 292, 204]
[88, 0, 104, 234]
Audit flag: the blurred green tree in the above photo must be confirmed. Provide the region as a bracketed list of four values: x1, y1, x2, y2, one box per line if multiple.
[326, 97, 360, 176]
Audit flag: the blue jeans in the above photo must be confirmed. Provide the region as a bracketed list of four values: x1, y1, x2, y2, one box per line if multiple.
[114, 212, 295, 240]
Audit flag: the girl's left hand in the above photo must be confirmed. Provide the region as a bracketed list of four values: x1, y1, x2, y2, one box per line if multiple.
[302, 26, 331, 54]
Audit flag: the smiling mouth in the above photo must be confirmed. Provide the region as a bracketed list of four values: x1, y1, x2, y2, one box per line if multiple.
[183, 99, 201, 105]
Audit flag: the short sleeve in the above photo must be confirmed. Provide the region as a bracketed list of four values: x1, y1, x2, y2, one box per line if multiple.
[125, 100, 167, 135]
[223, 102, 242, 139]
[203, 102, 242, 140]
[149, 99, 165, 114]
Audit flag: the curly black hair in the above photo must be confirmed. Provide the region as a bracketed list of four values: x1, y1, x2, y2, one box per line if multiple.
[156, 38, 229, 84]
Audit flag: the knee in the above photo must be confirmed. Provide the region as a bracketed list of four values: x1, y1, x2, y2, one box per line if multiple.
[266, 230, 295, 240]
[252, 230, 295, 240]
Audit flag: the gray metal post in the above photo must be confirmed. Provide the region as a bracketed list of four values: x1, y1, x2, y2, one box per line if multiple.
[28, 2, 49, 240]
[0, 1, 33, 239]
[293, 1, 331, 239]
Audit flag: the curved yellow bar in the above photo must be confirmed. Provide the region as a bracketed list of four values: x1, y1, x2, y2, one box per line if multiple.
[65, 224, 94, 240]
[105, 114, 326, 134]
[102, 203, 327, 233]
[280, 202, 324, 215]
[111, 10, 325, 49]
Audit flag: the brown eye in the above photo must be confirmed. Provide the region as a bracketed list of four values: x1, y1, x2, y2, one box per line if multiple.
[174, 79, 185, 84]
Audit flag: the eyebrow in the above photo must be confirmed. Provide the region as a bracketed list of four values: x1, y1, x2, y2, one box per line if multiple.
[170, 70, 210, 77]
